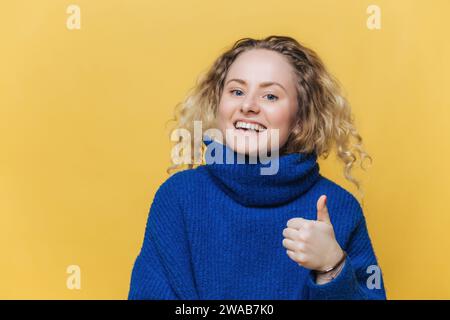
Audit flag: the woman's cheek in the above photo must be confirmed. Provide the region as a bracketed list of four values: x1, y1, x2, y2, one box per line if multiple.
[217, 103, 233, 130]
[266, 108, 292, 144]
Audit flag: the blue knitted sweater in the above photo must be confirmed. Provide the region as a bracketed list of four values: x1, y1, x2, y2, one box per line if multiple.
[128, 138, 387, 300]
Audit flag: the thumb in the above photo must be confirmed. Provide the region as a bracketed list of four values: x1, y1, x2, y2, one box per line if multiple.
[316, 195, 331, 224]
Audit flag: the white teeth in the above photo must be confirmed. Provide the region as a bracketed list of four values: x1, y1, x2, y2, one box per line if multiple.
[234, 121, 266, 132]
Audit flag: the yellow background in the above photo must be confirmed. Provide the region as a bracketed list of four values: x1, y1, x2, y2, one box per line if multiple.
[1, 0, 449, 299]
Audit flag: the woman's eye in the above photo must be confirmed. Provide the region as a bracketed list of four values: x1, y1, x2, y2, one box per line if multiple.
[265, 94, 279, 101]
[229, 90, 278, 102]
[230, 89, 244, 96]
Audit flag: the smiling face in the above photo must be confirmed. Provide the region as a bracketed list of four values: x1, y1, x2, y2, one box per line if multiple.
[216, 49, 299, 156]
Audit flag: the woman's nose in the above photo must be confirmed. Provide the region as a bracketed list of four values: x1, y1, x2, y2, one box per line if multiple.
[240, 94, 260, 114]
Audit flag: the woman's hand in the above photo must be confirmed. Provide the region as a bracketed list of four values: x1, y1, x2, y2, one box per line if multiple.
[282, 195, 344, 273]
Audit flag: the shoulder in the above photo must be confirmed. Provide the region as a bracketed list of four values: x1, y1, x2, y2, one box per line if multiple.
[145, 168, 203, 224]
[314, 175, 365, 226]
[316, 175, 361, 207]
[153, 167, 206, 203]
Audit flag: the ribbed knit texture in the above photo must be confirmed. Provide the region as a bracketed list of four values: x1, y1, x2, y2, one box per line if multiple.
[128, 138, 387, 300]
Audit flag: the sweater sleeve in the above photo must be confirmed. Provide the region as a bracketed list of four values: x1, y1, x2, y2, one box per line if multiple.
[128, 175, 199, 300]
[304, 201, 387, 300]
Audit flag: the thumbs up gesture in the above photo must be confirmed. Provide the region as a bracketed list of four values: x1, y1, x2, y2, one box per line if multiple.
[282, 195, 345, 272]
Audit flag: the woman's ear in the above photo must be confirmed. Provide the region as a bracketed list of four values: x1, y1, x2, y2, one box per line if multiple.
[289, 117, 300, 134]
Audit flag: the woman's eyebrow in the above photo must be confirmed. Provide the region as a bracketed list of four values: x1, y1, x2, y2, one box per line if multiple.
[226, 78, 286, 93]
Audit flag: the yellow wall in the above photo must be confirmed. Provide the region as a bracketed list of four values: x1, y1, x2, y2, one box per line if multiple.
[1, 0, 449, 299]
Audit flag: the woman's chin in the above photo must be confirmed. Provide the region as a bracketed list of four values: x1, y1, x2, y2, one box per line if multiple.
[233, 146, 258, 157]
[223, 128, 276, 157]
[227, 142, 269, 158]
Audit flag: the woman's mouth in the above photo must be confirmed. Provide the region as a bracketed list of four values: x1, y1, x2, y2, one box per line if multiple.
[233, 120, 267, 133]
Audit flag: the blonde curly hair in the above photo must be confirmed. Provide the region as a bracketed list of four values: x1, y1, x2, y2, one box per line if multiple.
[166, 35, 372, 204]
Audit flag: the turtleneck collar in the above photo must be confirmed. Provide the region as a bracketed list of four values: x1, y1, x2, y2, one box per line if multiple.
[201, 137, 321, 207]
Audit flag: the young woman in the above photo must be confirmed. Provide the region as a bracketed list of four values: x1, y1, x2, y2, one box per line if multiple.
[128, 35, 387, 300]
